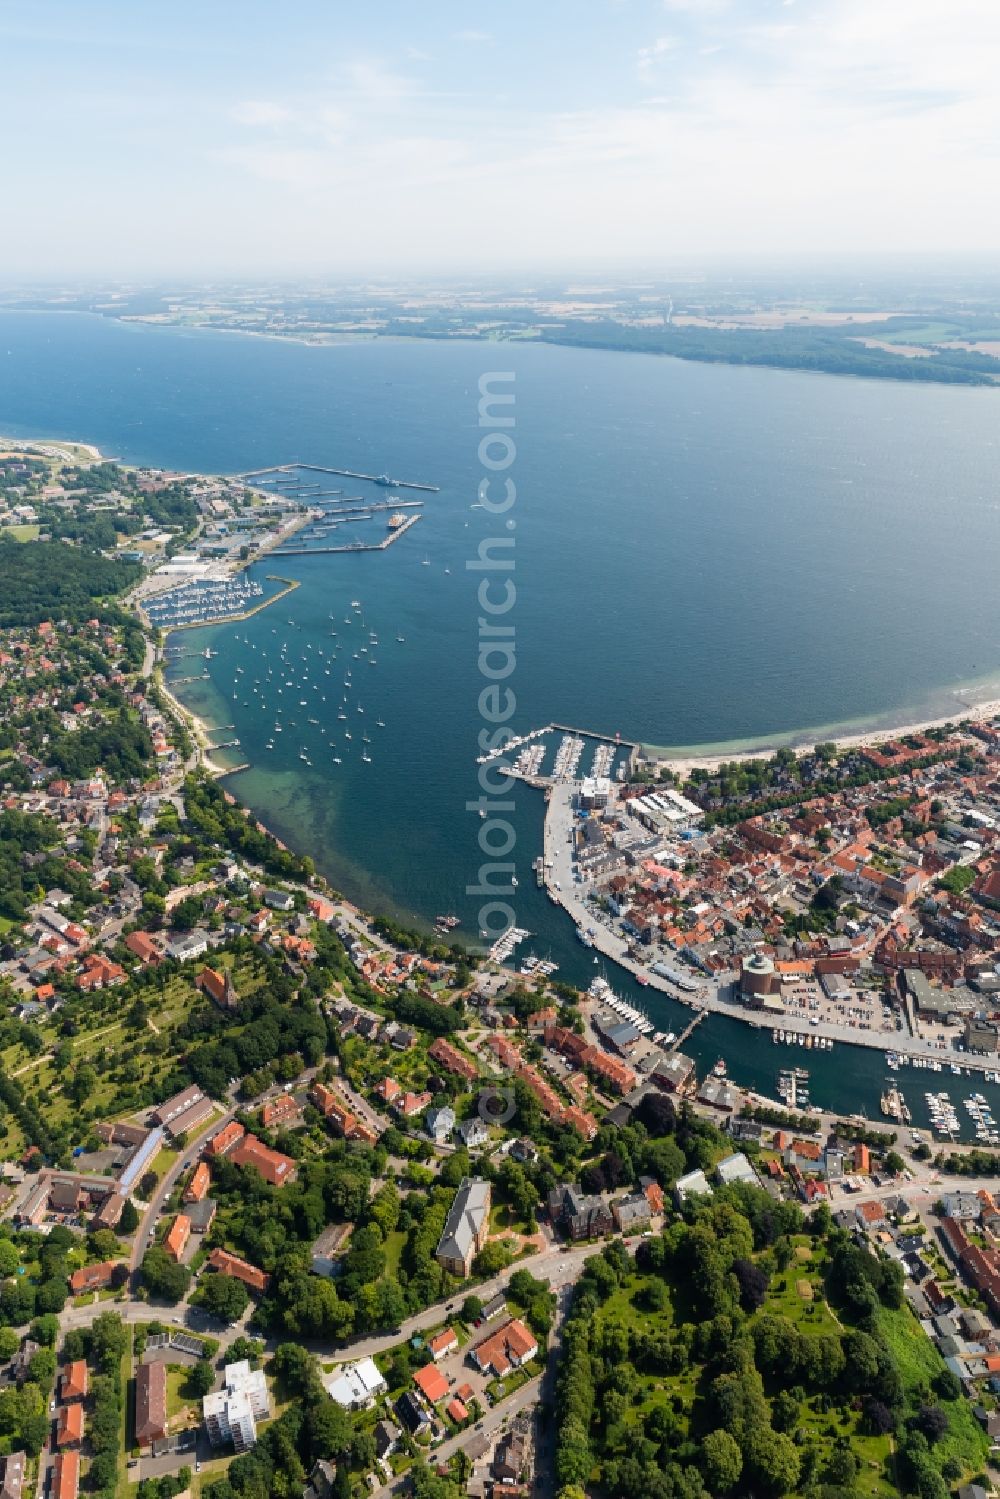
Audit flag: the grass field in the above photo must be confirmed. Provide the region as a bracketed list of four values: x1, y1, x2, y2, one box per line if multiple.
[875, 1303, 989, 1481]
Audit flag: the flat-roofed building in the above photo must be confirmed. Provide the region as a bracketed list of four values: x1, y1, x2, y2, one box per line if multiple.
[203, 1360, 271, 1453]
[325, 1357, 387, 1411]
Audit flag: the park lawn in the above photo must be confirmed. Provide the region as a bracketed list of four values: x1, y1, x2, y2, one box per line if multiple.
[490, 1202, 533, 1237]
[383, 1228, 406, 1278]
[148, 1146, 180, 1184]
[164, 1364, 191, 1419]
[797, 1401, 895, 1496]
[764, 1269, 840, 1333]
[2, 523, 40, 541]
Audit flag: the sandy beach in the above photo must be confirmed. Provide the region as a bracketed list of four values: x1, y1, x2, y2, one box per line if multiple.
[156, 670, 233, 779]
[656, 695, 1000, 779]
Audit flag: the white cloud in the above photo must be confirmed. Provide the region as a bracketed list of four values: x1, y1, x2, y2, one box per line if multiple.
[230, 100, 292, 128]
[637, 35, 678, 73]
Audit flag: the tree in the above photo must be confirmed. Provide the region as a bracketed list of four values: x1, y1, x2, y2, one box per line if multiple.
[748, 1429, 801, 1495]
[88, 1227, 120, 1261]
[184, 1360, 215, 1399]
[0, 1241, 19, 1277]
[473, 1241, 513, 1277]
[914, 1404, 949, 1444]
[638, 1279, 668, 1312]
[227, 1336, 264, 1368]
[862, 1398, 896, 1436]
[69, 1062, 98, 1108]
[461, 1295, 483, 1323]
[702, 1428, 742, 1493]
[0, 1327, 17, 1360]
[823, 1445, 858, 1486]
[732, 1257, 769, 1311]
[304, 1398, 353, 1460]
[140, 1246, 191, 1303]
[26, 1347, 56, 1387]
[198, 1273, 249, 1324]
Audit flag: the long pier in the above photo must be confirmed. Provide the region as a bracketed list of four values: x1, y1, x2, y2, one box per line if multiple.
[238, 461, 440, 494]
[272, 512, 422, 556]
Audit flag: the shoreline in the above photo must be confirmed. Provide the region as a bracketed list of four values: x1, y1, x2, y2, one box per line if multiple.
[156, 669, 233, 778]
[652, 692, 1000, 779]
[0, 432, 104, 462]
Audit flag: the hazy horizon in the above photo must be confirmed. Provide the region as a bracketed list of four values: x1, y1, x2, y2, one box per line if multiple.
[3, 0, 999, 279]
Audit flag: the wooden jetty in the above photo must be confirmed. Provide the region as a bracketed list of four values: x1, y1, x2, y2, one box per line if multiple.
[667, 1009, 706, 1053]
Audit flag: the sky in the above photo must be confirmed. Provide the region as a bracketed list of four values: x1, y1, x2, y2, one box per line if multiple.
[1, 0, 998, 278]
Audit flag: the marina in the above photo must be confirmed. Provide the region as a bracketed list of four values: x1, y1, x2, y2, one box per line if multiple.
[143, 575, 300, 632]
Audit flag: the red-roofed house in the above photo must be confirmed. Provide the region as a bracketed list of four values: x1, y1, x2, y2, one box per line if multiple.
[856, 1200, 888, 1231]
[206, 1121, 245, 1158]
[184, 1162, 211, 1203]
[55, 1404, 84, 1448]
[228, 1133, 296, 1187]
[428, 1327, 459, 1361]
[207, 1249, 270, 1294]
[61, 1361, 88, 1402]
[262, 1093, 300, 1129]
[164, 1214, 191, 1262]
[471, 1318, 538, 1379]
[125, 931, 164, 967]
[52, 1452, 79, 1499]
[643, 1181, 665, 1215]
[413, 1363, 449, 1404]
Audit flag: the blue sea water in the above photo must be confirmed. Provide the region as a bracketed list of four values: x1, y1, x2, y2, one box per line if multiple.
[3, 308, 1000, 1126]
